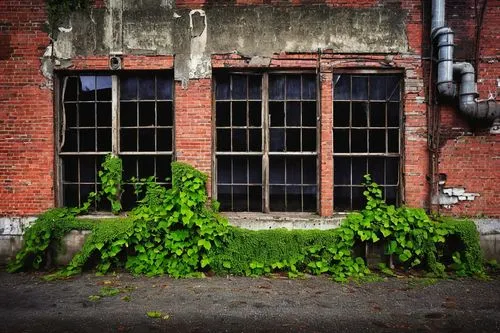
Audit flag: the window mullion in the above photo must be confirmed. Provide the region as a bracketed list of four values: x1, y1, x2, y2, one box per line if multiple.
[263, 73, 270, 213]
[111, 75, 119, 155]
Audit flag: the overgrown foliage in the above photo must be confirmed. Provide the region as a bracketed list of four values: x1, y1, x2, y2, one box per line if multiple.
[8, 167, 485, 280]
[44, 0, 94, 40]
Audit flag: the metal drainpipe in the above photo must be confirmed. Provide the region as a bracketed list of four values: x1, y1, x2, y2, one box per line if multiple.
[431, 0, 500, 133]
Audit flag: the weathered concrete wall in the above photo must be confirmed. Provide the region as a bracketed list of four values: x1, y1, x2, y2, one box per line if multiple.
[50, 1, 409, 83]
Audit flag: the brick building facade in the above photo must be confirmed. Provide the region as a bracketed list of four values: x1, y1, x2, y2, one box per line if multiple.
[0, 0, 498, 221]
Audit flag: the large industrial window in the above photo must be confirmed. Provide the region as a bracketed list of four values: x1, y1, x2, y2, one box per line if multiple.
[333, 74, 402, 211]
[214, 73, 317, 212]
[58, 73, 173, 211]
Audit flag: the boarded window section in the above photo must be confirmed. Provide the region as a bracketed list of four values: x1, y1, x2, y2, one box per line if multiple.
[119, 74, 174, 211]
[60, 75, 112, 209]
[215, 74, 263, 211]
[333, 74, 401, 211]
[269, 74, 317, 212]
[59, 73, 173, 211]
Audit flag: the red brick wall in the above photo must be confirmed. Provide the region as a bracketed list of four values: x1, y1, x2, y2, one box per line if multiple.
[437, 0, 500, 217]
[0, 0, 54, 216]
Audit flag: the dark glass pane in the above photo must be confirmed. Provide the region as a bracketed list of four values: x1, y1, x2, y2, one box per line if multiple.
[269, 185, 285, 211]
[65, 103, 77, 127]
[334, 74, 350, 100]
[216, 102, 230, 127]
[269, 157, 285, 184]
[302, 101, 316, 126]
[302, 129, 316, 151]
[63, 129, 78, 152]
[369, 76, 386, 100]
[138, 76, 155, 100]
[286, 157, 301, 184]
[269, 75, 285, 100]
[96, 76, 112, 101]
[121, 129, 137, 151]
[333, 102, 350, 127]
[138, 156, 155, 178]
[386, 158, 399, 185]
[333, 129, 349, 153]
[122, 156, 137, 181]
[121, 184, 136, 212]
[232, 102, 247, 126]
[216, 74, 230, 100]
[232, 75, 247, 99]
[269, 102, 284, 127]
[233, 186, 248, 211]
[286, 102, 301, 126]
[232, 129, 247, 151]
[249, 129, 261, 152]
[270, 128, 285, 152]
[216, 129, 230, 151]
[64, 77, 78, 101]
[302, 74, 316, 99]
[286, 128, 301, 151]
[387, 102, 400, 127]
[157, 128, 172, 151]
[370, 102, 385, 127]
[351, 129, 367, 153]
[233, 158, 247, 183]
[156, 155, 172, 182]
[286, 75, 301, 99]
[286, 185, 301, 212]
[97, 103, 111, 127]
[120, 102, 137, 127]
[249, 157, 262, 183]
[352, 102, 368, 127]
[387, 76, 401, 101]
[303, 186, 316, 212]
[217, 157, 231, 184]
[120, 76, 137, 100]
[139, 129, 155, 151]
[385, 186, 398, 206]
[79, 103, 95, 127]
[157, 102, 173, 126]
[334, 157, 350, 185]
[139, 102, 156, 126]
[249, 186, 262, 211]
[97, 129, 111, 151]
[63, 184, 79, 207]
[79, 76, 96, 101]
[352, 187, 367, 210]
[370, 130, 386, 153]
[369, 157, 385, 185]
[248, 75, 262, 100]
[63, 157, 78, 182]
[388, 129, 399, 153]
[249, 102, 261, 127]
[80, 157, 96, 182]
[352, 76, 368, 100]
[334, 186, 350, 211]
[80, 129, 95, 151]
[302, 157, 316, 184]
[217, 185, 231, 211]
[157, 76, 173, 100]
[352, 157, 367, 184]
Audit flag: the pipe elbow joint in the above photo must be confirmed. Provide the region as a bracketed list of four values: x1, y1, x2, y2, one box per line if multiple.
[437, 81, 456, 98]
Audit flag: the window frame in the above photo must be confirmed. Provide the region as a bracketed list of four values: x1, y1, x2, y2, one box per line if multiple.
[212, 70, 320, 213]
[54, 71, 175, 210]
[332, 69, 404, 211]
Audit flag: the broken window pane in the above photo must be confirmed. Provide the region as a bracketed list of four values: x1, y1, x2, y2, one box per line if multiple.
[334, 74, 350, 100]
[79, 76, 96, 101]
[64, 77, 78, 101]
[96, 76, 112, 101]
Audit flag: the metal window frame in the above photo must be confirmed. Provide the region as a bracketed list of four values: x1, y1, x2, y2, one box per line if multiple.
[56, 71, 175, 209]
[213, 71, 319, 213]
[332, 71, 404, 211]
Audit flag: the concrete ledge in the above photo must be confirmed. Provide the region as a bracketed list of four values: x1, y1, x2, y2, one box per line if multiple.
[224, 212, 345, 230]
